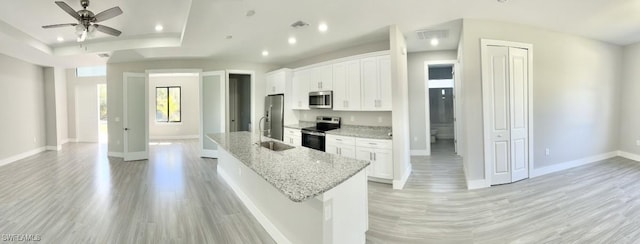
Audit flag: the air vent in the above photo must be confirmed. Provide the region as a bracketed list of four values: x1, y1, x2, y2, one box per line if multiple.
[416, 29, 449, 40]
[97, 53, 110, 58]
[290, 20, 309, 29]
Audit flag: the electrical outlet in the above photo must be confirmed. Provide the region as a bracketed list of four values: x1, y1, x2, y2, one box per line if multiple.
[116, 140, 120, 145]
[350, 116, 355, 122]
[414, 136, 418, 142]
[33, 137, 37, 143]
[377, 117, 382, 123]
[636, 140, 640, 146]
[545, 148, 550, 156]
[115, 117, 120, 122]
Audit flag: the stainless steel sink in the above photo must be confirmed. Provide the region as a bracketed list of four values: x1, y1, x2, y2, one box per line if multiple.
[259, 141, 295, 151]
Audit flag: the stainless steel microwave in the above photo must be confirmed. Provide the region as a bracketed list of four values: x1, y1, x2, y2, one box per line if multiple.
[309, 91, 332, 109]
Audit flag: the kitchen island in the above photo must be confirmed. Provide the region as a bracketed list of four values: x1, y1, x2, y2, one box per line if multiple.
[207, 132, 369, 244]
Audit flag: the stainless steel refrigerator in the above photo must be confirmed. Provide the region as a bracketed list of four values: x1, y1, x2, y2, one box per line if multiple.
[264, 94, 284, 140]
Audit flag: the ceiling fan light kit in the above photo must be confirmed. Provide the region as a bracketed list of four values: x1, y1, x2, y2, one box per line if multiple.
[42, 0, 123, 42]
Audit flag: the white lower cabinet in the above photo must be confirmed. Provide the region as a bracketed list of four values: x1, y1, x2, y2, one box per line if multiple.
[283, 128, 301, 146]
[326, 134, 393, 181]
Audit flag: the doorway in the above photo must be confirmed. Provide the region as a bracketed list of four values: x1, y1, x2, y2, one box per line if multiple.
[228, 74, 252, 132]
[424, 60, 460, 156]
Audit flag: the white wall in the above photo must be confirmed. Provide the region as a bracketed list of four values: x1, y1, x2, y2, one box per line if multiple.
[0, 54, 46, 161]
[65, 69, 105, 142]
[148, 74, 200, 139]
[619, 43, 640, 155]
[106, 59, 278, 154]
[407, 50, 457, 150]
[390, 25, 412, 189]
[461, 19, 622, 181]
[43, 67, 68, 148]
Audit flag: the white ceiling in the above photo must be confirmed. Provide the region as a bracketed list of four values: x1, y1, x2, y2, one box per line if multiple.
[0, 0, 637, 68]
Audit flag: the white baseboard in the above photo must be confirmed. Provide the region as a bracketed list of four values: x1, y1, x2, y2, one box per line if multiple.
[0, 147, 46, 167]
[67, 138, 78, 143]
[410, 150, 429, 156]
[45, 145, 62, 151]
[467, 179, 489, 190]
[150, 135, 199, 140]
[531, 151, 618, 178]
[218, 165, 291, 244]
[393, 164, 412, 190]
[617, 151, 640, 162]
[107, 151, 123, 158]
[61, 138, 70, 144]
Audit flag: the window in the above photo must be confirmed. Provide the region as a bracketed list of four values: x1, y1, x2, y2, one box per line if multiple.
[156, 86, 181, 123]
[76, 66, 106, 77]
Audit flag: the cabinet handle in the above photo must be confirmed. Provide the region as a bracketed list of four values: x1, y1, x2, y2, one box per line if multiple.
[320, 82, 323, 89]
[369, 152, 373, 160]
[338, 148, 341, 155]
[369, 143, 377, 145]
[374, 152, 376, 161]
[346, 100, 349, 108]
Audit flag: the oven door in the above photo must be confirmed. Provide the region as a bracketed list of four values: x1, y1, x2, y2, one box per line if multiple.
[302, 131, 326, 151]
[309, 91, 332, 109]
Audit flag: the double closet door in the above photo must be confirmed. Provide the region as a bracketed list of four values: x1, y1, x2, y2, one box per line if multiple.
[481, 40, 532, 186]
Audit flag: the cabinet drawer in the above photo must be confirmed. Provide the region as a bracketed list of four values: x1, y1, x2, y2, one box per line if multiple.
[326, 134, 355, 146]
[356, 138, 392, 149]
[284, 128, 301, 136]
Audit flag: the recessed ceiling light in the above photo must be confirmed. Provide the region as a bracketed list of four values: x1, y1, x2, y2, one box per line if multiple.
[288, 37, 297, 45]
[246, 10, 256, 17]
[225, 35, 233, 39]
[318, 23, 328, 32]
[430, 38, 439, 46]
[262, 50, 269, 57]
[155, 24, 164, 32]
[57, 36, 64, 42]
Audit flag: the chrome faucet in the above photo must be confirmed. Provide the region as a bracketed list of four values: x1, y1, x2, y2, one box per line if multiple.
[258, 116, 271, 145]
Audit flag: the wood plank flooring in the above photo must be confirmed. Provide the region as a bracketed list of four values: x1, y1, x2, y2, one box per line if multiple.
[1, 139, 640, 243]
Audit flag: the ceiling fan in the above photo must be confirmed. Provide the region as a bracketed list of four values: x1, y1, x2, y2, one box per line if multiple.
[42, 0, 123, 42]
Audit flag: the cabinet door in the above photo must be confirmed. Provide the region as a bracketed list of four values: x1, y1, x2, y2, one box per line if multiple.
[319, 65, 333, 90]
[345, 60, 362, 110]
[372, 149, 393, 179]
[266, 74, 276, 95]
[326, 143, 340, 156]
[292, 70, 309, 109]
[308, 68, 320, 92]
[356, 148, 375, 175]
[284, 135, 295, 145]
[339, 145, 357, 159]
[361, 57, 379, 110]
[377, 56, 392, 110]
[332, 62, 348, 110]
[274, 71, 286, 94]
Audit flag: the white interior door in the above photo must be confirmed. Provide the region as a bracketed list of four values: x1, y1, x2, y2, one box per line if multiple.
[123, 72, 148, 161]
[483, 46, 512, 185]
[200, 71, 226, 158]
[482, 41, 531, 186]
[509, 47, 529, 182]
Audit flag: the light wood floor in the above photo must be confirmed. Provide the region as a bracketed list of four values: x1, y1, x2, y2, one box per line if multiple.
[1, 139, 640, 243]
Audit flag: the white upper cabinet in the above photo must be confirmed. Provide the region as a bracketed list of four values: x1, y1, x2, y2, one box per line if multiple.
[308, 65, 333, 92]
[266, 69, 288, 95]
[333, 60, 362, 111]
[291, 69, 309, 110]
[361, 55, 392, 111]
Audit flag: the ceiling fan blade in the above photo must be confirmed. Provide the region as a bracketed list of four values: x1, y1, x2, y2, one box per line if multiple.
[55, 1, 81, 21]
[94, 24, 122, 36]
[42, 23, 78, 29]
[93, 7, 123, 22]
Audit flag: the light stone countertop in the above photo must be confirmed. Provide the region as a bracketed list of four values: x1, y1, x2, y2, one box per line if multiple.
[325, 125, 393, 140]
[207, 132, 370, 202]
[283, 121, 315, 130]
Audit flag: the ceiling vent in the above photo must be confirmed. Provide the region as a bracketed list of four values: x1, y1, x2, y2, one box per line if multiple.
[98, 53, 110, 58]
[416, 29, 449, 40]
[290, 20, 309, 29]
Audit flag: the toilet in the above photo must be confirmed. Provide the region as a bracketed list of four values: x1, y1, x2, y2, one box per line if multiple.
[430, 129, 438, 143]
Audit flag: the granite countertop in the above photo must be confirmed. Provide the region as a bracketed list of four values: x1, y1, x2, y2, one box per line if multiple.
[283, 121, 315, 130]
[325, 125, 393, 140]
[207, 132, 370, 202]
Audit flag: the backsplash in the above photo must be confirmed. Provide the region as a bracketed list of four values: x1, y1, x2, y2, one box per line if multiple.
[294, 110, 392, 127]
